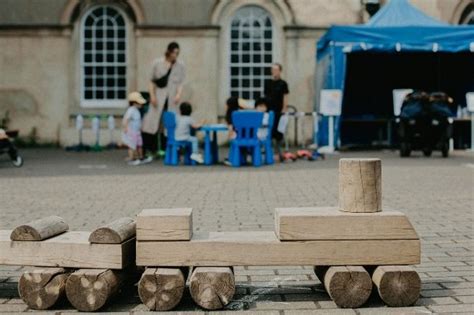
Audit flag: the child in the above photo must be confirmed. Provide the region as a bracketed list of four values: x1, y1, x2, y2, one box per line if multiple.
[122, 92, 147, 165]
[255, 98, 270, 141]
[175, 102, 204, 164]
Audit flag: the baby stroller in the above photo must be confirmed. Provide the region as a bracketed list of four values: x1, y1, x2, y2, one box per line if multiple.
[0, 130, 23, 167]
[398, 91, 452, 158]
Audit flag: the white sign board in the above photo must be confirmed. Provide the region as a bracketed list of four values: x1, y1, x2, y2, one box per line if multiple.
[466, 92, 474, 113]
[320, 89, 342, 116]
[393, 89, 413, 116]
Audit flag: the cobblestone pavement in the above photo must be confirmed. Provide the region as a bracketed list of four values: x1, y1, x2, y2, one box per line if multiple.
[0, 149, 473, 314]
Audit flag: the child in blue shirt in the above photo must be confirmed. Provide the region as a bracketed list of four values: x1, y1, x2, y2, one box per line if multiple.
[175, 102, 204, 164]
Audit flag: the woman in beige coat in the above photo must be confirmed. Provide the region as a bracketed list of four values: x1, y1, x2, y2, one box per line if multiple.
[142, 42, 186, 156]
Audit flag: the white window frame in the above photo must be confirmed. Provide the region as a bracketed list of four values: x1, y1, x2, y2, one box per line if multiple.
[228, 5, 274, 101]
[80, 5, 128, 108]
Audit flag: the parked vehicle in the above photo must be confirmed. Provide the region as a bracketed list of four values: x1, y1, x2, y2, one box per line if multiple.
[398, 91, 453, 158]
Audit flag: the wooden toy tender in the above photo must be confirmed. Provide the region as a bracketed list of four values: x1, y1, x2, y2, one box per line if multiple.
[0, 217, 136, 311]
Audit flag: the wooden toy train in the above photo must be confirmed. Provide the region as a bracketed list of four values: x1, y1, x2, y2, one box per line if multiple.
[0, 158, 421, 311]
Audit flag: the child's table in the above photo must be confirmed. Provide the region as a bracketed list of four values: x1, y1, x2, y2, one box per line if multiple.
[201, 124, 228, 165]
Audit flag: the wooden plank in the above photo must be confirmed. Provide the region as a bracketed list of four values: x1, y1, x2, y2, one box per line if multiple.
[0, 230, 134, 269]
[136, 231, 420, 267]
[89, 217, 136, 244]
[137, 208, 192, 241]
[275, 207, 418, 241]
[10, 216, 68, 241]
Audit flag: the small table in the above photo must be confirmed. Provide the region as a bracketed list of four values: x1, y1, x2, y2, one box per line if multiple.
[201, 124, 228, 165]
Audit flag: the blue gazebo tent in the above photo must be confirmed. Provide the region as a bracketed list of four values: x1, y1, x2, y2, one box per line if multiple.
[315, 0, 474, 147]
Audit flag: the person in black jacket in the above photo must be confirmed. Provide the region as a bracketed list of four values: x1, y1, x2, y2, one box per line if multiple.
[264, 63, 289, 142]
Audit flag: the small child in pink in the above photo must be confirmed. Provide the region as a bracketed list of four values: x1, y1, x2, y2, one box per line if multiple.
[122, 92, 146, 165]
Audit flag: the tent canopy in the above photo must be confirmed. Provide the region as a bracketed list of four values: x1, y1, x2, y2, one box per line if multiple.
[315, 0, 474, 146]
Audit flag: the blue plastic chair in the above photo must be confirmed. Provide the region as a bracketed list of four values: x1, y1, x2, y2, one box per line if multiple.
[229, 111, 264, 167]
[163, 112, 194, 166]
[260, 111, 275, 165]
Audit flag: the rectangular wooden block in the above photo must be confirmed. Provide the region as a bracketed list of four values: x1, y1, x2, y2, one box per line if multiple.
[137, 208, 192, 241]
[275, 207, 419, 241]
[136, 231, 420, 267]
[0, 230, 134, 269]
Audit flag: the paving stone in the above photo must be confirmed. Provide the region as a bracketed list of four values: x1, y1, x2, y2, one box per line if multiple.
[255, 301, 317, 310]
[0, 149, 473, 314]
[0, 303, 28, 312]
[284, 310, 357, 315]
[357, 306, 431, 314]
[429, 303, 474, 313]
[417, 297, 458, 305]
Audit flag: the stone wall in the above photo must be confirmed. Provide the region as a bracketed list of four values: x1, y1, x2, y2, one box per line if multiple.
[0, 0, 469, 145]
[0, 31, 71, 143]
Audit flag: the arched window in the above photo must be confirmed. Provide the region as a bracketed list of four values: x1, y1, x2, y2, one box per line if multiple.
[460, 4, 474, 25]
[229, 6, 273, 100]
[80, 6, 127, 107]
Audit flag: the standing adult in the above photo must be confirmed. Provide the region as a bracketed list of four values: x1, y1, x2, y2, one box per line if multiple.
[264, 63, 289, 142]
[142, 42, 186, 157]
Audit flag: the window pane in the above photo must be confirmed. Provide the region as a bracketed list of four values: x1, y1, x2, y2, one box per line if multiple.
[106, 90, 114, 99]
[81, 5, 127, 103]
[85, 90, 93, 99]
[106, 78, 114, 87]
[229, 6, 273, 101]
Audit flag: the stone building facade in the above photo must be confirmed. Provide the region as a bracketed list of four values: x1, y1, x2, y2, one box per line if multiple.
[0, 0, 472, 145]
